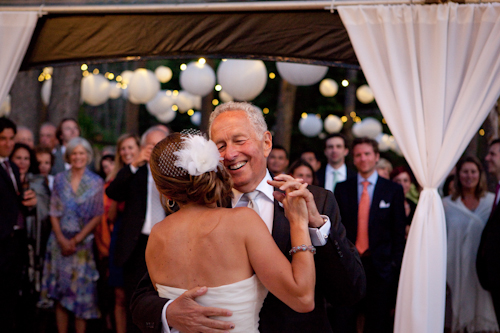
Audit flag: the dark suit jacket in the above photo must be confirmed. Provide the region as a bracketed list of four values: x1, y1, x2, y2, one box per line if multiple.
[50, 145, 66, 176]
[334, 175, 406, 282]
[477, 203, 500, 294]
[317, 164, 356, 190]
[130, 185, 366, 332]
[106, 164, 148, 267]
[0, 161, 22, 240]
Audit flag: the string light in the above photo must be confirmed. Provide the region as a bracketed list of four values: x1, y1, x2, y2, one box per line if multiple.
[212, 99, 219, 106]
[198, 58, 206, 65]
[354, 116, 361, 122]
[350, 111, 356, 118]
[341, 116, 348, 123]
[215, 85, 222, 91]
[269, 73, 276, 79]
[81, 64, 88, 71]
[116, 75, 122, 82]
[382, 118, 387, 124]
[479, 129, 485, 136]
[93, 68, 99, 75]
[263, 108, 270, 114]
[172, 105, 179, 111]
[342, 80, 349, 87]
[187, 109, 195, 116]
[301, 113, 307, 119]
[180, 64, 187, 71]
[82, 71, 89, 77]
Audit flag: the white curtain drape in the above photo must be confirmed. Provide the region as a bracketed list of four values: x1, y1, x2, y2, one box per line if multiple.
[0, 12, 38, 108]
[338, 3, 500, 332]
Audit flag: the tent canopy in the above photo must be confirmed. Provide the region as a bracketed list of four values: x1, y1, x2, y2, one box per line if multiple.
[19, 9, 358, 69]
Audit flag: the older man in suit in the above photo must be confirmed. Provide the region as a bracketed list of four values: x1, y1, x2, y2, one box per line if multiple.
[334, 137, 406, 332]
[130, 102, 366, 333]
[477, 138, 500, 323]
[0, 117, 37, 332]
[106, 126, 168, 333]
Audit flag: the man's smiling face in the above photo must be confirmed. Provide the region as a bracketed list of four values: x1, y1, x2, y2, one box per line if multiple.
[210, 110, 272, 193]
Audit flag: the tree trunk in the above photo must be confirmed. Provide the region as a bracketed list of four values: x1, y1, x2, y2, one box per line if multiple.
[47, 66, 81, 125]
[200, 59, 215, 135]
[274, 79, 297, 152]
[343, 69, 357, 142]
[9, 69, 43, 137]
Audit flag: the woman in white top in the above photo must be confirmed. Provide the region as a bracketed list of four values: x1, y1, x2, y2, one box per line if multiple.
[146, 133, 316, 333]
[443, 156, 499, 333]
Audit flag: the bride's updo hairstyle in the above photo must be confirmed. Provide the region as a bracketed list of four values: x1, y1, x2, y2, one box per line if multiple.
[150, 132, 233, 212]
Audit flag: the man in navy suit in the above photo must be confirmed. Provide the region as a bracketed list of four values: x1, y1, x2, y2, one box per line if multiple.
[0, 117, 37, 332]
[317, 133, 356, 192]
[334, 137, 406, 332]
[477, 138, 500, 323]
[130, 102, 366, 333]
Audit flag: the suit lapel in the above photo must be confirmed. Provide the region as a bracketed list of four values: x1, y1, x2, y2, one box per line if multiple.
[272, 198, 290, 254]
[370, 178, 383, 225]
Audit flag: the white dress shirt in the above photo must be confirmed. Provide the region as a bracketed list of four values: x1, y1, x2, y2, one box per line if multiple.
[129, 164, 166, 235]
[357, 171, 379, 205]
[324, 163, 347, 192]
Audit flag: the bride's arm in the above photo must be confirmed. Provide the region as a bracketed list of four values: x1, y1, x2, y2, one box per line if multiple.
[243, 183, 316, 313]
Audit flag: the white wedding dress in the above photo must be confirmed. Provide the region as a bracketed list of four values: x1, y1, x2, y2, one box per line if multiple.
[157, 275, 268, 333]
[443, 193, 499, 333]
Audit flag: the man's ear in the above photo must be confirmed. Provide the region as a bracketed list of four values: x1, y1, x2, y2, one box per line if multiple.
[262, 131, 273, 158]
[344, 149, 349, 157]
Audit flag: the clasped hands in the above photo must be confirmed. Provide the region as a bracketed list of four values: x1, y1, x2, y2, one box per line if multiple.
[268, 174, 325, 229]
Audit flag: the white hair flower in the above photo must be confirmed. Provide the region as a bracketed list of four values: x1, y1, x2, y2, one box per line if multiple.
[173, 134, 222, 176]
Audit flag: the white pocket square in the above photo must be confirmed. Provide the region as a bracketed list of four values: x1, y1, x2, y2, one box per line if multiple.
[379, 200, 391, 208]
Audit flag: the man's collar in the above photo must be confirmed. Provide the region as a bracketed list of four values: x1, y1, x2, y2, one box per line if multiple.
[0, 156, 8, 163]
[232, 169, 274, 206]
[358, 170, 378, 184]
[326, 163, 346, 176]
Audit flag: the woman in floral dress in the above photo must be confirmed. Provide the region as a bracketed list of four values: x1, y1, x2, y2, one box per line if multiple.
[41, 137, 103, 333]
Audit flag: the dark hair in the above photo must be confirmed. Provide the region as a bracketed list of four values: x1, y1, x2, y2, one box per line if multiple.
[390, 166, 411, 181]
[150, 133, 233, 213]
[490, 138, 500, 147]
[443, 175, 455, 197]
[56, 118, 81, 145]
[287, 159, 318, 186]
[324, 133, 348, 150]
[34, 146, 55, 167]
[271, 145, 289, 159]
[452, 155, 487, 200]
[99, 154, 115, 180]
[0, 117, 16, 135]
[301, 150, 319, 161]
[352, 137, 379, 155]
[10, 143, 39, 174]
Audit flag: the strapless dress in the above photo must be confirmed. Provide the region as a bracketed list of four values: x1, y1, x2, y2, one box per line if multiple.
[157, 275, 268, 333]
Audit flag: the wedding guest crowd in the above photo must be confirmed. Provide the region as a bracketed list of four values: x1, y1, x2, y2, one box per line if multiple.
[2, 108, 500, 333]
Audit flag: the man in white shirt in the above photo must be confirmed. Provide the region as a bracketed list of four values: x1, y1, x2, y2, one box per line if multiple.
[317, 133, 355, 192]
[106, 126, 168, 333]
[130, 102, 366, 333]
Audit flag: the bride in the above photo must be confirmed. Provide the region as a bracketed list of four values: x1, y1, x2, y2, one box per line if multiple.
[145, 132, 316, 332]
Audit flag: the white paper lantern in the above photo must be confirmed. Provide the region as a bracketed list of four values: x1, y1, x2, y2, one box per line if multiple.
[41, 79, 52, 106]
[217, 59, 267, 101]
[155, 66, 173, 83]
[324, 115, 343, 134]
[146, 91, 174, 116]
[174, 91, 195, 112]
[191, 111, 201, 126]
[389, 136, 403, 156]
[276, 62, 328, 86]
[128, 93, 142, 105]
[0, 94, 11, 117]
[219, 90, 233, 103]
[298, 114, 323, 137]
[128, 68, 160, 104]
[81, 73, 110, 106]
[156, 109, 176, 124]
[108, 83, 122, 99]
[376, 133, 391, 152]
[360, 117, 383, 139]
[180, 62, 216, 97]
[319, 79, 339, 97]
[120, 70, 134, 84]
[356, 85, 375, 104]
[352, 121, 364, 138]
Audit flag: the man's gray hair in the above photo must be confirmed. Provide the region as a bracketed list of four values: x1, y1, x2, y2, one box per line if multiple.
[65, 137, 93, 165]
[140, 127, 168, 146]
[209, 102, 267, 139]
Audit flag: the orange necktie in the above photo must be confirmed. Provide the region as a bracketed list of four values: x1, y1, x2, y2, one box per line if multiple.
[356, 180, 370, 255]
